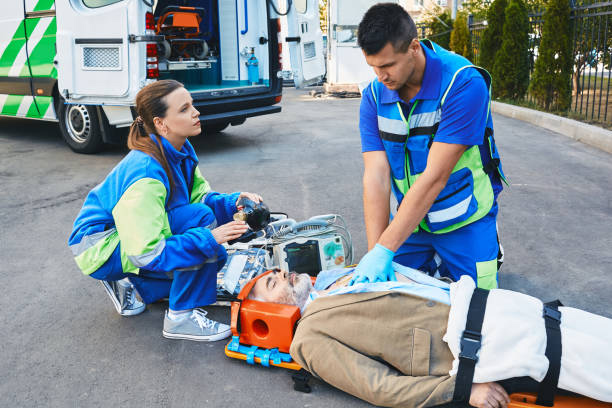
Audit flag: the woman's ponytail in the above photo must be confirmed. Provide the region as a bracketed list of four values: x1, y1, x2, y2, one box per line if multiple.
[127, 80, 184, 200]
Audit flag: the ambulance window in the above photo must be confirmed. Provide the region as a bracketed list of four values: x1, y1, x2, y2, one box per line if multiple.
[82, 0, 123, 8]
[294, 0, 307, 13]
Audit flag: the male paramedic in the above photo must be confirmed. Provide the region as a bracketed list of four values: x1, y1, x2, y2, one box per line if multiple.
[353, 3, 506, 289]
[248, 268, 612, 408]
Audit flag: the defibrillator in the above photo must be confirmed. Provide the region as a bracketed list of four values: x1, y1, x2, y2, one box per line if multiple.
[215, 213, 353, 303]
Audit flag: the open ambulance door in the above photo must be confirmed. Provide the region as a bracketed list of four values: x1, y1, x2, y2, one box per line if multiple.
[55, 0, 146, 104]
[285, 0, 325, 88]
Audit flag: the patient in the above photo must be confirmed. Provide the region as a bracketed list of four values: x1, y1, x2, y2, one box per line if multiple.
[248, 266, 612, 408]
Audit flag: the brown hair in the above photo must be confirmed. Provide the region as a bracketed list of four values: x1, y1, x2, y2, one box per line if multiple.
[127, 79, 184, 198]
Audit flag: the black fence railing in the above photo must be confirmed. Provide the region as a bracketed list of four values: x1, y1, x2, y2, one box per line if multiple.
[419, 1, 611, 126]
[570, 1, 612, 124]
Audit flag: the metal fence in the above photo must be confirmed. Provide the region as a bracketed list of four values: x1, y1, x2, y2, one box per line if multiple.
[570, 1, 612, 124]
[465, 0, 612, 126]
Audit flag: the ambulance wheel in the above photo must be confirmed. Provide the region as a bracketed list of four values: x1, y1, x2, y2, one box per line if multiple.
[58, 102, 103, 154]
[203, 122, 229, 133]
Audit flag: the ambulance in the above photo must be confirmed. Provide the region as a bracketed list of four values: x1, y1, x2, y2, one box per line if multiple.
[0, 0, 325, 153]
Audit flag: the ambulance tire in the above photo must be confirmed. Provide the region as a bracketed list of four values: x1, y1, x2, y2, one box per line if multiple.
[203, 122, 229, 133]
[58, 102, 104, 154]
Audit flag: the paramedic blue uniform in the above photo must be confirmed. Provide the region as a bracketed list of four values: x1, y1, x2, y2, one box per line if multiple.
[69, 135, 239, 310]
[359, 41, 505, 288]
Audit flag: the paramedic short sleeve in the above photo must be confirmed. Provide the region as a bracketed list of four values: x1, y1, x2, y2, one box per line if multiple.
[359, 84, 384, 152]
[434, 70, 489, 146]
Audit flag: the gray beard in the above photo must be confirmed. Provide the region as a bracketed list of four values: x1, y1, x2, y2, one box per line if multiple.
[280, 274, 313, 309]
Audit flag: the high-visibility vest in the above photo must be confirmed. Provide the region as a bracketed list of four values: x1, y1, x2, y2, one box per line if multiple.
[370, 40, 506, 234]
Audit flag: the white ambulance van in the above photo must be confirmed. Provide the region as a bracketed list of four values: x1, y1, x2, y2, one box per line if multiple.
[0, 0, 325, 153]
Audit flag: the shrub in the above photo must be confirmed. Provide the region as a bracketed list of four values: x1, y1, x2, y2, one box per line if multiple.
[450, 12, 474, 61]
[427, 10, 454, 50]
[491, 0, 530, 99]
[529, 0, 573, 110]
[478, 0, 508, 73]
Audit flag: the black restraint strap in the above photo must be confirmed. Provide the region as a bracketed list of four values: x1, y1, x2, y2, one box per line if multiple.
[536, 300, 563, 406]
[452, 288, 490, 402]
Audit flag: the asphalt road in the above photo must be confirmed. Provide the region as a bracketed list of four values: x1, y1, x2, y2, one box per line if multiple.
[1, 88, 611, 407]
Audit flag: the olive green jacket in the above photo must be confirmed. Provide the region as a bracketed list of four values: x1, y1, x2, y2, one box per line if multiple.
[290, 291, 457, 407]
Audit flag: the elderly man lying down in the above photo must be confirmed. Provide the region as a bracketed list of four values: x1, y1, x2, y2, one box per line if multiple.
[248, 265, 612, 408]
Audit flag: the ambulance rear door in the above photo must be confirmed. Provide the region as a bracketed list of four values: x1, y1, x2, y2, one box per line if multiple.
[284, 0, 325, 88]
[24, 0, 57, 120]
[0, 1, 33, 118]
[55, 0, 147, 104]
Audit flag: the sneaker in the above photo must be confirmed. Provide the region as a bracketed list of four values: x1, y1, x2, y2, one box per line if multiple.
[162, 308, 232, 342]
[100, 278, 146, 316]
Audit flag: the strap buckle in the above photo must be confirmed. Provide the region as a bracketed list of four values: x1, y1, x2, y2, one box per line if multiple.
[543, 306, 561, 322]
[459, 330, 482, 362]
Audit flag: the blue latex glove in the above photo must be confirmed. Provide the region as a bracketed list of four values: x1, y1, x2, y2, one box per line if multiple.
[348, 244, 397, 285]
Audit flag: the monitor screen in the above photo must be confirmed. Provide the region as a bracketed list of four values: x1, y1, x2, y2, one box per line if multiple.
[284, 241, 321, 276]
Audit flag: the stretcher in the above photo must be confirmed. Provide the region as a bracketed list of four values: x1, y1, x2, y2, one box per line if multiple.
[224, 273, 612, 406]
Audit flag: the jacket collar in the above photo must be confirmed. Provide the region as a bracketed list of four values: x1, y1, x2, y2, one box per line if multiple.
[150, 134, 198, 164]
[379, 41, 442, 104]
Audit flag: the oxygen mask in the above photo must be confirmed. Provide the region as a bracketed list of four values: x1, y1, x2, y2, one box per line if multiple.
[230, 198, 271, 244]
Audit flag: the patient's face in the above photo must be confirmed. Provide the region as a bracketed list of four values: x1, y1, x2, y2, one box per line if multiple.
[250, 270, 313, 309]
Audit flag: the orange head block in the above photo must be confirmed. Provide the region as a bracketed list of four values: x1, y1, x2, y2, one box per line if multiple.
[230, 270, 314, 354]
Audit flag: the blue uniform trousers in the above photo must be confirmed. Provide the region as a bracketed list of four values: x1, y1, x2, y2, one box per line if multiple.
[394, 206, 500, 289]
[90, 203, 225, 310]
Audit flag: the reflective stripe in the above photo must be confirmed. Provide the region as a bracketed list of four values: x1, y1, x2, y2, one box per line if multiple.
[441, 65, 474, 107]
[127, 238, 166, 268]
[70, 228, 116, 256]
[7, 40, 29, 77]
[175, 257, 217, 272]
[409, 109, 441, 129]
[16, 95, 34, 116]
[199, 192, 209, 203]
[17, 16, 54, 77]
[377, 115, 407, 135]
[0, 95, 8, 112]
[427, 195, 472, 224]
[205, 219, 217, 229]
[43, 99, 56, 119]
[476, 259, 498, 289]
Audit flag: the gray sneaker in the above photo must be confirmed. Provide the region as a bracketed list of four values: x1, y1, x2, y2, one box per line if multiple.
[100, 278, 146, 316]
[162, 308, 232, 341]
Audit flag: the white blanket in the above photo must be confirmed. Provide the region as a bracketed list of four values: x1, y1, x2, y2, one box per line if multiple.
[444, 276, 612, 402]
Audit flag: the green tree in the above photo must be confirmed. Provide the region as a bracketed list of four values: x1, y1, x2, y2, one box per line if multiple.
[426, 10, 453, 50]
[450, 12, 474, 61]
[463, 0, 492, 20]
[492, 0, 530, 99]
[478, 0, 508, 74]
[529, 0, 572, 109]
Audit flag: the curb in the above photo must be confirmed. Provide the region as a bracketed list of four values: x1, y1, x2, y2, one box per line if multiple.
[491, 101, 612, 154]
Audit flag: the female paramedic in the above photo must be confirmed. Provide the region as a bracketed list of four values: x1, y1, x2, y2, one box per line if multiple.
[68, 79, 262, 342]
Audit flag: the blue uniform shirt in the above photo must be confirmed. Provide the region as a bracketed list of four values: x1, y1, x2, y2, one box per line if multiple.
[359, 43, 502, 197]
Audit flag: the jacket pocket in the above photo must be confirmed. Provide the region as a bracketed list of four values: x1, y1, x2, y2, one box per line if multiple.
[382, 140, 407, 183]
[412, 327, 431, 376]
[425, 167, 477, 232]
[406, 135, 431, 175]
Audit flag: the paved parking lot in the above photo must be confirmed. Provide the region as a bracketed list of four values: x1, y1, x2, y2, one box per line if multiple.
[1, 88, 610, 407]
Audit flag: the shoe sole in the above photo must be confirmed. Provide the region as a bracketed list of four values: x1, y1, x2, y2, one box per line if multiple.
[100, 280, 123, 315]
[100, 281, 146, 317]
[162, 329, 232, 342]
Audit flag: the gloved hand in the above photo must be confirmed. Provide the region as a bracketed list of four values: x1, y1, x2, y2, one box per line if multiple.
[348, 244, 397, 286]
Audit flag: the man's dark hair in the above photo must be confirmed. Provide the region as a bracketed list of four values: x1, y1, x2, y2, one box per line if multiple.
[357, 3, 418, 55]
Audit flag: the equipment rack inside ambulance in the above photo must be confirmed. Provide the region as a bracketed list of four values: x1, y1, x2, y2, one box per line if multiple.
[0, 0, 325, 153]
